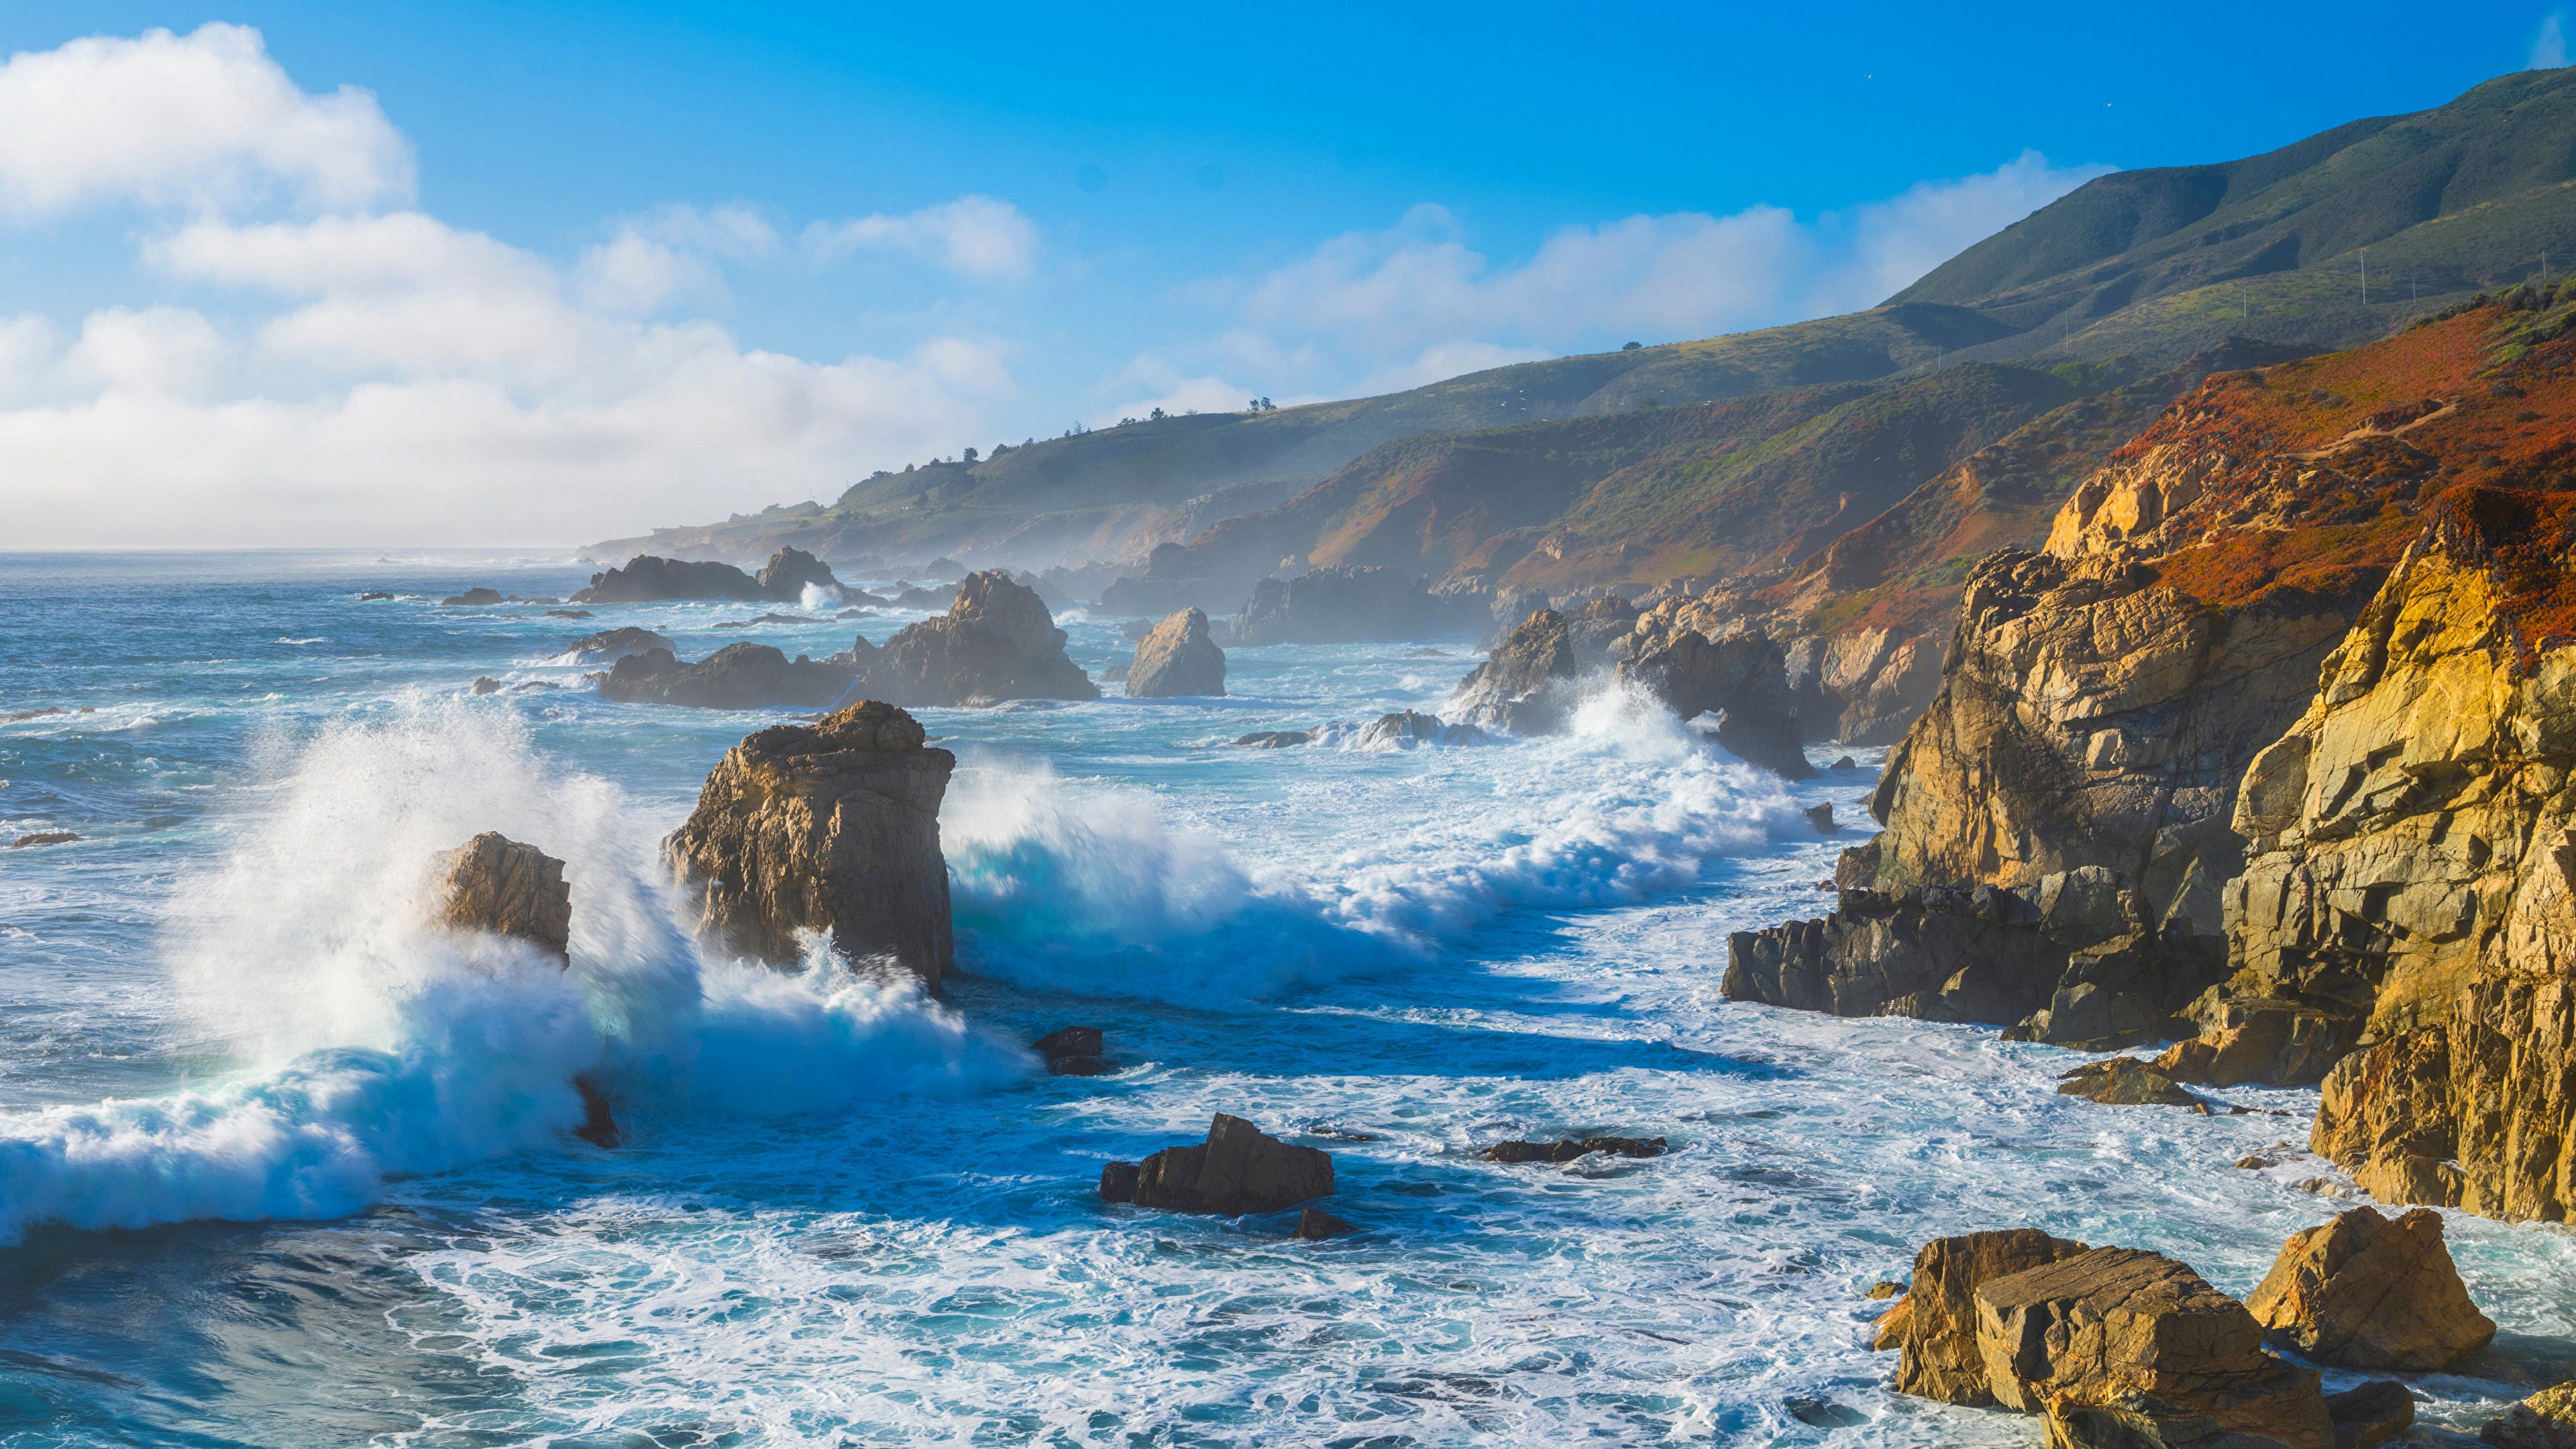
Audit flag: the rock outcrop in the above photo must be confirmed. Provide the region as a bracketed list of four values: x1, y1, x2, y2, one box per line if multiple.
[429, 833, 572, 961]
[558, 625, 678, 665]
[598, 642, 862, 708]
[2055, 1057, 2198, 1106]
[866, 570, 1101, 706]
[2483, 1381, 2576, 1448]
[1033, 1026, 1111, 1077]
[2327, 1381, 2416, 1449]
[2244, 1205, 2495, 1371]
[1228, 566, 1481, 645]
[1613, 627, 1813, 778]
[1479, 1136, 1666, 1163]
[661, 700, 957, 983]
[572, 555, 773, 604]
[1884, 1229, 2093, 1405]
[755, 547, 839, 601]
[1097, 1114, 1334, 1214]
[1976, 1246, 2329, 1449]
[1125, 608, 1226, 698]
[1450, 608, 1577, 733]
[1354, 710, 1482, 751]
[1723, 884, 2068, 1025]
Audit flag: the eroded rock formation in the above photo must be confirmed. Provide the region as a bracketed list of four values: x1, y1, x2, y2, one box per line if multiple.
[2245, 1205, 2495, 1371]
[662, 700, 957, 983]
[1098, 1114, 1334, 1214]
[1125, 608, 1226, 698]
[1613, 626, 1813, 778]
[1884, 1229, 2092, 1405]
[430, 832, 572, 961]
[1450, 608, 1576, 733]
[868, 570, 1101, 706]
[1723, 885, 2067, 1024]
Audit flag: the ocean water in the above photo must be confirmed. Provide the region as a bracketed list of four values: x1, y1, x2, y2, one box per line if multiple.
[1, 549, 2570, 1448]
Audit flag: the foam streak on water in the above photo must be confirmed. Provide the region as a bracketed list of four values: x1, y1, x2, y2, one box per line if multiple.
[1, 550, 2571, 1448]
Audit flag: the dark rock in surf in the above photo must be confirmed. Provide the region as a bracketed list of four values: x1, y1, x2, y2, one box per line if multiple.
[865, 571, 1100, 706]
[429, 832, 572, 962]
[561, 625, 678, 665]
[1126, 608, 1227, 698]
[756, 547, 839, 602]
[1723, 885, 2067, 1024]
[572, 555, 769, 605]
[359, 590, 394, 600]
[1129, 1114, 1334, 1215]
[599, 642, 860, 708]
[544, 608, 593, 619]
[1480, 1136, 1668, 1163]
[663, 700, 957, 984]
[1233, 729, 1317, 749]
[1354, 710, 1482, 751]
[2055, 1057, 2199, 1107]
[1034, 1026, 1113, 1075]
[1613, 628, 1813, 779]
[1293, 1207, 1354, 1240]
[10, 831, 76, 848]
[470, 677, 502, 695]
[1805, 804, 1836, 833]
[440, 588, 504, 606]
[1099, 1161, 1142, 1203]
[2328, 1381, 2414, 1449]
[1450, 608, 1577, 734]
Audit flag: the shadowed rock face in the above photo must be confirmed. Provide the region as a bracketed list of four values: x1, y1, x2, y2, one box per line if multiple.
[431, 833, 572, 962]
[2246, 1206, 2496, 1371]
[755, 547, 838, 600]
[1126, 608, 1226, 697]
[869, 570, 1101, 706]
[599, 643, 863, 708]
[663, 700, 957, 984]
[1975, 1246, 2329, 1449]
[1450, 609, 1576, 733]
[1723, 885, 2067, 1025]
[1613, 627, 1813, 779]
[1105, 1114, 1335, 1215]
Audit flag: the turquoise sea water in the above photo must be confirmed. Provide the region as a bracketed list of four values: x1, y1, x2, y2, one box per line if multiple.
[0, 549, 2567, 1448]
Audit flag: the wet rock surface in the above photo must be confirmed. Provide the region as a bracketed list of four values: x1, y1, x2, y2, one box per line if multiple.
[1723, 885, 2067, 1024]
[1354, 710, 1482, 750]
[2326, 1381, 2414, 1449]
[1293, 1206, 1353, 1240]
[1232, 729, 1318, 749]
[429, 832, 572, 962]
[1125, 607, 1226, 698]
[2245, 1205, 2496, 1371]
[1124, 1114, 1334, 1215]
[662, 700, 957, 983]
[1613, 626, 1813, 778]
[1478, 1136, 1666, 1163]
[2056, 1057, 2199, 1106]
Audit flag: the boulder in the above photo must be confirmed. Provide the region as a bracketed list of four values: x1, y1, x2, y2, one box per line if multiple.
[439, 588, 504, 606]
[1479, 1136, 1666, 1163]
[559, 625, 680, 666]
[756, 547, 839, 601]
[867, 570, 1102, 706]
[2326, 1381, 2414, 1449]
[1128, 1114, 1334, 1215]
[429, 832, 571, 962]
[1450, 608, 1577, 733]
[1613, 627, 1813, 779]
[470, 677, 501, 695]
[1293, 1206, 1352, 1240]
[1723, 885, 2067, 1024]
[2483, 1381, 2576, 1448]
[572, 555, 771, 604]
[1126, 608, 1226, 698]
[1975, 1246, 2329, 1448]
[1886, 1229, 2092, 1405]
[662, 700, 957, 983]
[2244, 1205, 2496, 1371]
[1034, 1026, 1112, 1076]
[598, 642, 860, 708]
[1354, 710, 1482, 751]
[2055, 1057, 2198, 1107]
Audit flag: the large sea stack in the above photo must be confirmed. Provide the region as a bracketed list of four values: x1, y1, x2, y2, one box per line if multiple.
[663, 700, 957, 983]
[869, 570, 1101, 706]
[1125, 608, 1226, 697]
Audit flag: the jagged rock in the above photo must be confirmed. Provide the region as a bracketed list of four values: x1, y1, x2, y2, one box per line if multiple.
[1975, 1246, 2329, 1449]
[756, 547, 839, 601]
[1613, 627, 1813, 779]
[2310, 1028, 2463, 1206]
[559, 626, 680, 665]
[1293, 1206, 1352, 1240]
[572, 555, 771, 604]
[2326, 1381, 2414, 1449]
[1886, 1229, 2092, 1405]
[1128, 1114, 1334, 1215]
[1230, 565, 1463, 645]
[543, 608, 592, 619]
[662, 700, 956, 983]
[2056, 1057, 2198, 1106]
[1867, 1281, 1905, 1299]
[1099, 1161, 1140, 1202]
[599, 643, 859, 708]
[1723, 885, 2066, 1024]
[1354, 710, 1481, 750]
[1232, 729, 1316, 749]
[2245, 1206, 2496, 1371]
[1479, 1136, 1666, 1163]
[1450, 608, 1577, 733]
[1805, 804, 1836, 834]
[470, 677, 501, 695]
[2155, 996, 2353, 1088]
[1872, 1295, 1915, 1350]
[1034, 1026, 1112, 1075]
[867, 570, 1101, 706]
[429, 832, 571, 962]
[2015, 924, 2230, 1048]
[439, 588, 504, 606]
[1126, 608, 1226, 697]
[1563, 596, 1641, 663]
[2483, 1381, 2576, 1448]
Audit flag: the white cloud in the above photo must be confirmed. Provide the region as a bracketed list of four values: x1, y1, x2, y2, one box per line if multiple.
[64, 306, 225, 398]
[1232, 152, 2112, 365]
[0, 23, 411, 216]
[575, 229, 720, 315]
[0, 313, 53, 400]
[805, 194, 1039, 280]
[2536, 15, 2569, 68]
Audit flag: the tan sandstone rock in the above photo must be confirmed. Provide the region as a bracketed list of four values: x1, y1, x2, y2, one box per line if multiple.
[2245, 1205, 2495, 1371]
[1886, 1228, 2092, 1405]
[663, 700, 957, 983]
[1974, 1246, 2328, 1449]
[1126, 607, 1226, 698]
[431, 832, 572, 961]
[2483, 1381, 2576, 1448]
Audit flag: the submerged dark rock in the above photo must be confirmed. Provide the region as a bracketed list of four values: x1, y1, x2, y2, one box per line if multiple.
[1233, 729, 1318, 749]
[1481, 1136, 1667, 1163]
[440, 588, 504, 606]
[11, 831, 77, 848]
[1293, 1207, 1354, 1240]
[1034, 1026, 1113, 1075]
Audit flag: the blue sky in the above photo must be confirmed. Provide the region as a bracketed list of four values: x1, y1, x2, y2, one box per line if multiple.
[2, 2, 2565, 545]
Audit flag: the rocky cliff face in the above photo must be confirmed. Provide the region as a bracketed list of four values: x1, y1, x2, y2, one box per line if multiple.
[1612, 623, 1812, 778]
[1125, 608, 1226, 697]
[663, 700, 957, 983]
[869, 570, 1101, 706]
[1450, 609, 1577, 733]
